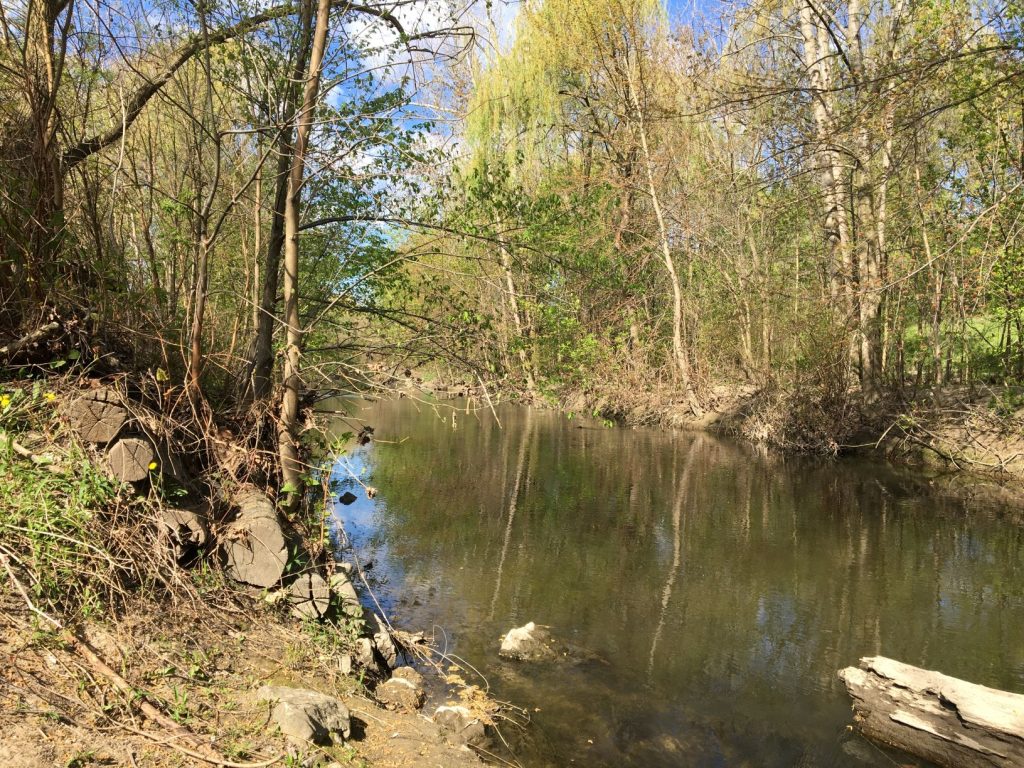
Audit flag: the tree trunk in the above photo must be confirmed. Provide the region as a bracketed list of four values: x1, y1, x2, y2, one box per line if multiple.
[223, 485, 288, 587]
[840, 656, 1024, 768]
[4, 0, 70, 318]
[278, 0, 330, 510]
[625, 56, 701, 416]
[498, 245, 537, 396]
[247, 4, 314, 402]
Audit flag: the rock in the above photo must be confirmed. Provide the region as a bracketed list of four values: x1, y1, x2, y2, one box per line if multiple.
[256, 685, 350, 746]
[353, 637, 381, 675]
[377, 667, 425, 711]
[329, 572, 361, 617]
[499, 621, 557, 662]
[338, 491, 357, 505]
[365, 611, 399, 669]
[433, 705, 490, 749]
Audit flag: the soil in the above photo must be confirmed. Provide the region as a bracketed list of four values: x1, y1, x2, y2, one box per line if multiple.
[0, 589, 483, 768]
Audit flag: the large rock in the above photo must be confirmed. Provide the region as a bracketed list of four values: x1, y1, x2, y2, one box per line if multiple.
[433, 705, 490, 749]
[499, 622, 557, 662]
[256, 685, 350, 746]
[329, 571, 361, 617]
[377, 667, 426, 711]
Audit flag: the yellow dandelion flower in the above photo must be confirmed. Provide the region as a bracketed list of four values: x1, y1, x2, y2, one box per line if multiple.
[0, 394, 11, 409]
[148, 461, 158, 471]
[43, 392, 56, 402]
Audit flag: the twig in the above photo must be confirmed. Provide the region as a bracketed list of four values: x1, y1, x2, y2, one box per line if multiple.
[113, 719, 283, 768]
[0, 553, 63, 629]
[0, 431, 63, 473]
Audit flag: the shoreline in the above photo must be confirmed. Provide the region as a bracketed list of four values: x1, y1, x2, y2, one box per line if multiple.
[0, 381, 495, 768]
[407, 375, 1024, 508]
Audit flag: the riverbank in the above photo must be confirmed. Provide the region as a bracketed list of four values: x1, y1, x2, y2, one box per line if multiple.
[0, 380, 494, 768]
[0, 592, 484, 768]
[409, 369, 1024, 500]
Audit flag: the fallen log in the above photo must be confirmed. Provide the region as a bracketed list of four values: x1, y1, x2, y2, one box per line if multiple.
[106, 435, 156, 483]
[0, 321, 60, 361]
[159, 503, 210, 563]
[222, 485, 288, 588]
[288, 571, 331, 620]
[66, 389, 129, 443]
[839, 656, 1024, 768]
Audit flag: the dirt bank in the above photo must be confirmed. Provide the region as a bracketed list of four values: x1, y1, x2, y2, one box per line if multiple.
[0, 590, 485, 768]
[412, 371, 1024, 506]
[0, 377, 497, 768]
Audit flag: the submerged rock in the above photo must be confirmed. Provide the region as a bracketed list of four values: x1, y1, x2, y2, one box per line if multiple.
[256, 685, 350, 746]
[433, 705, 490, 748]
[377, 667, 426, 711]
[499, 622, 557, 662]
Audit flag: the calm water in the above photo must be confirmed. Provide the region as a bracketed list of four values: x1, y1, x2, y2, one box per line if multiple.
[327, 398, 1024, 767]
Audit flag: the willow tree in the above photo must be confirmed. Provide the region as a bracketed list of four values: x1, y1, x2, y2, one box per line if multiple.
[463, 0, 703, 412]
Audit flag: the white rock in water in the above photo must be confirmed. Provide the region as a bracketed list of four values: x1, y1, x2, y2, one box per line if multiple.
[499, 621, 556, 661]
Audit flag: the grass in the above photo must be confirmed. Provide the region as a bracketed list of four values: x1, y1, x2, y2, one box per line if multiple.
[0, 380, 180, 625]
[1, 388, 120, 621]
[902, 312, 1024, 381]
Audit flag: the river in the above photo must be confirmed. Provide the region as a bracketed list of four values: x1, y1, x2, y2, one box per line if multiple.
[326, 397, 1024, 767]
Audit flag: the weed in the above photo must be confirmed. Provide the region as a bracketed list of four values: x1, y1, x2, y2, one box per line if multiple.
[168, 685, 191, 724]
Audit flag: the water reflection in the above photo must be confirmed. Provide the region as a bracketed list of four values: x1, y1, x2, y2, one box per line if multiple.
[328, 399, 1024, 768]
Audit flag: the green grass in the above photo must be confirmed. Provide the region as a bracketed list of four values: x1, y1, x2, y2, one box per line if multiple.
[0, 383, 130, 622]
[902, 312, 1022, 380]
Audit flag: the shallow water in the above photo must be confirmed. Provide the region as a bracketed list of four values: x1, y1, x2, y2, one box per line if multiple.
[327, 398, 1024, 767]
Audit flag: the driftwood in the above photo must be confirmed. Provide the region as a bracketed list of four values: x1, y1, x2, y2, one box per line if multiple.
[223, 485, 288, 588]
[106, 436, 156, 483]
[66, 389, 129, 443]
[840, 656, 1024, 768]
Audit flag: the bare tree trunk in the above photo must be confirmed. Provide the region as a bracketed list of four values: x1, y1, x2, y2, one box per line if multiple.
[278, 0, 330, 509]
[625, 57, 701, 416]
[250, 5, 314, 401]
[186, 13, 221, 392]
[854, 128, 883, 397]
[798, 3, 855, 360]
[498, 245, 537, 395]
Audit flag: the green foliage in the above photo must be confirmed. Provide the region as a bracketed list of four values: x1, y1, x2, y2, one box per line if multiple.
[0, 391, 121, 620]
